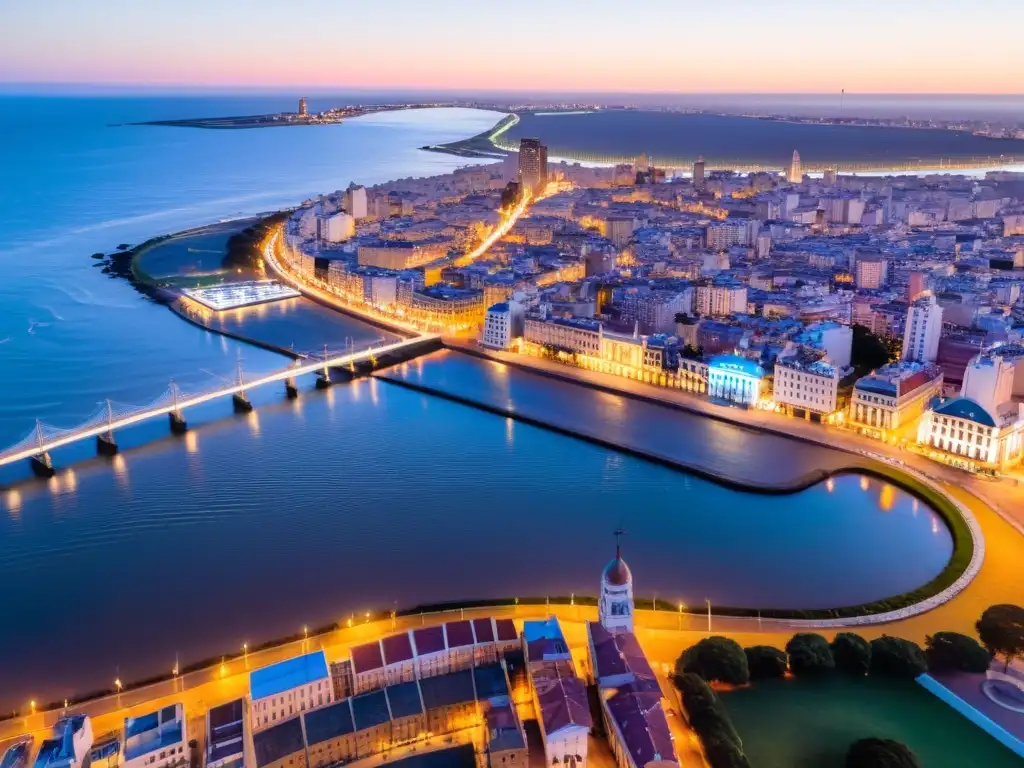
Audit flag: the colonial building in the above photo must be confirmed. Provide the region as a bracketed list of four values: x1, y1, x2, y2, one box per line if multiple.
[708, 354, 765, 406]
[850, 362, 943, 438]
[917, 397, 1024, 472]
[773, 351, 841, 420]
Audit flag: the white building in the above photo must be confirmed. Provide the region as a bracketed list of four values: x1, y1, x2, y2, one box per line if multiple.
[708, 354, 765, 406]
[795, 321, 853, 369]
[249, 650, 333, 732]
[707, 221, 757, 249]
[123, 704, 188, 768]
[318, 212, 355, 243]
[694, 282, 747, 317]
[773, 352, 841, 419]
[961, 351, 1016, 414]
[902, 294, 944, 363]
[606, 216, 636, 248]
[33, 716, 93, 768]
[481, 301, 525, 350]
[850, 362, 943, 437]
[917, 397, 1024, 472]
[343, 186, 368, 220]
[598, 536, 634, 634]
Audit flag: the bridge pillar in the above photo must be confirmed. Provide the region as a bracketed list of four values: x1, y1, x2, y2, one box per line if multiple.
[315, 372, 332, 390]
[169, 410, 188, 434]
[96, 431, 118, 456]
[285, 377, 299, 399]
[30, 452, 56, 479]
[232, 392, 254, 413]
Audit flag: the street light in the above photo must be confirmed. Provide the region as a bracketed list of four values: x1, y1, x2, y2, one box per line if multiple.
[705, 598, 712, 634]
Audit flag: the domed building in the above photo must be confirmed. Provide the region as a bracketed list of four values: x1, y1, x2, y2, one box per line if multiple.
[599, 533, 634, 633]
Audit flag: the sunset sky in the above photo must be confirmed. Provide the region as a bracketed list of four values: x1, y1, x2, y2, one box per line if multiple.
[3, 0, 1021, 94]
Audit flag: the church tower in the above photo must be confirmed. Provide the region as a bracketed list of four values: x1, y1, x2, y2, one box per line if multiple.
[599, 530, 634, 633]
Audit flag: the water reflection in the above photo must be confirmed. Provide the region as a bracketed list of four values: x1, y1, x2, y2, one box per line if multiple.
[505, 417, 514, 446]
[5, 489, 21, 519]
[246, 410, 261, 437]
[185, 430, 199, 455]
[826, 477, 835, 493]
[879, 484, 895, 512]
[860, 476, 870, 491]
[112, 454, 129, 487]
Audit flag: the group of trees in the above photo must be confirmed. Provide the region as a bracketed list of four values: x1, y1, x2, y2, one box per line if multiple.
[674, 604, 1024, 768]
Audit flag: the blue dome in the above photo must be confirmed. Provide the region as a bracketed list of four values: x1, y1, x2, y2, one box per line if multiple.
[934, 397, 996, 427]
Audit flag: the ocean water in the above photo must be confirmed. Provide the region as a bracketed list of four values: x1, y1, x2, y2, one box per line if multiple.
[0, 96, 955, 709]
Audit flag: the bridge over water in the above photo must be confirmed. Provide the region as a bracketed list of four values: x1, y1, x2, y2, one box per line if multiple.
[0, 335, 438, 477]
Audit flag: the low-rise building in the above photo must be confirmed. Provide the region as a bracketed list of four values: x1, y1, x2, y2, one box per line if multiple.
[250, 650, 333, 731]
[123, 705, 187, 768]
[708, 354, 765, 406]
[917, 397, 1024, 472]
[850, 362, 943, 438]
[252, 717, 306, 768]
[773, 351, 841, 419]
[482, 301, 525, 350]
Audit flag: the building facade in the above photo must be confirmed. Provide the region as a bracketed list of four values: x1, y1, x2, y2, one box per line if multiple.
[902, 295, 944, 363]
[250, 651, 334, 732]
[708, 355, 765, 405]
[773, 353, 840, 418]
[850, 362, 943, 438]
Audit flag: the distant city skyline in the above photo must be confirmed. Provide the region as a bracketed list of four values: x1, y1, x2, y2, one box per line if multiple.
[3, 0, 1023, 95]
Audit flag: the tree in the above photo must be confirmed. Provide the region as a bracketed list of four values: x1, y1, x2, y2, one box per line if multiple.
[925, 632, 992, 673]
[870, 636, 927, 679]
[831, 633, 871, 677]
[850, 323, 893, 374]
[681, 344, 704, 361]
[846, 738, 920, 768]
[786, 633, 835, 677]
[976, 604, 1024, 672]
[744, 646, 788, 680]
[674, 674, 750, 768]
[679, 636, 750, 686]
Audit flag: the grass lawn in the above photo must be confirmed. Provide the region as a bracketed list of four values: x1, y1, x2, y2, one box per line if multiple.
[720, 676, 1021, 768]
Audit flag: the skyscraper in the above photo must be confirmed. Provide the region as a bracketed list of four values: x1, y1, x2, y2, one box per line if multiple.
[517, 138, 548, 195]
[822, 167, 838, 185]
[298, 97, 308, 117]
[787, 150, 802, 183]
[902, 294, 944, 363]
[692, 155, 705, 186]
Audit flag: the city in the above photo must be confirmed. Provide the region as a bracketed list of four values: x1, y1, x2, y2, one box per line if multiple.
[2, 3, 1024, 768]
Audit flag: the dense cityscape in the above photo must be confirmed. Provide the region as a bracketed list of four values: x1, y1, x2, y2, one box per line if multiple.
[4, 2, 1024, 767]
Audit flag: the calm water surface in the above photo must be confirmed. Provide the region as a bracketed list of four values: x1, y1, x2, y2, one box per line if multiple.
[0, 97, 954, 709]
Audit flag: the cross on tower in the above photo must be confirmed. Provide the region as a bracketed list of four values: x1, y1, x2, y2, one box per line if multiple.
[614, 527, 626, 557]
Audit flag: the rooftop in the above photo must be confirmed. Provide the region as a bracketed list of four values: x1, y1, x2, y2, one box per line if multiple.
[413, 625, 447, 655]
[486, 705, 525, 753]
[606, 692, 678, 767]
[207, 700, 244, 765]
[386, 682, 424, 720]
[494, 618, 518, 642]
[933, 397, 997, 427]
[523, 617, 570, 663]
[124, 704, 184, 761]
[420, 669, 476, 710]
[472, 617, 495, 643]
[250, 650, 329, 701]
[351, 640, 385, 673]
[473, 664, 510, 702]
[302, 700, 354, 746]
[351, 690, 391, 732]
[444, 620, 475, 649]
[253, 719, 304, 768]
[533, 670, 593, 736]
[381, 632, 415, 665]
[1, 742, 31, 768]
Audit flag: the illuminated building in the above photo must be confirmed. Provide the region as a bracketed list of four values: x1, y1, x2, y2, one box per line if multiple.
[122, 704, 187, 768]
[598, 535, 633, 633]
[357, 240, 449, 270]
[252, 717, 305, 768]
[343, 185, 368, 220]
[822, 167, 838, 185]
[773, 351, 840, 420]
[708, 354, 765, 406]
[250, 651, 333, 732]
[517, 138, 548, 195]
[298, 97, 307, 117]
[587, 622, 679, 768]
[917, 397, 1024, 471]
[523, 618, 591, 768]
[694, 281, 747, 317]
[854, 254, 889, 289]
[606, 216, 636, 248]
[692, 155, 705, 186]
[403, 285, 485, 332]
[706, 221, 756, 249]
[902, 294, 943, 363]
[850, 361, 943, 437]
[787, 150, 802, 183]
[907, 271, 928, 302]
[317, 212, 354, 243]
[482, 301, 524, 350]
[182, 281, 300, 312]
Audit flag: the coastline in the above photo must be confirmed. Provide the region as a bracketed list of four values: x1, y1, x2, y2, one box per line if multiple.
[425, 109, 1024, 173]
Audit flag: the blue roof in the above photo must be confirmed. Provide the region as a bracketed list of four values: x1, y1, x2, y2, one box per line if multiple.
[351, 690, 391, 732]
[488, 302, 509, 313]
[253, 719, 304, 768]
[386, 682, 424, 719]
[934, 397, 996, 427]
[303, 700, 355, 746]
[709, 354, 764, 378]
[473, 664, 509, 701]
[522, 617, 565, 645]
[420, 670, 476, 710]
[250, 650, 328, 700]
[124, 705, 184, 761]
[2, 741, 31, 768]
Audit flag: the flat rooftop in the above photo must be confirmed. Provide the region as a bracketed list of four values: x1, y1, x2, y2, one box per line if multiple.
[124, 704, 184, 761]
[182, 280, 300, 312]
[251, 650, 329, 701]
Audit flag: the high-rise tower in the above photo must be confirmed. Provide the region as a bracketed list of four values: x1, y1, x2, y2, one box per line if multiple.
[787, 150, 802, 183]
[517, 138, 548, 195]
[598, 530, 634, 633]
[692, 155, 706, 186]
[298, 97, 308, 117]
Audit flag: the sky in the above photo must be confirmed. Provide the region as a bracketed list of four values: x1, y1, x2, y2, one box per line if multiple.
[2, 0, 1022, 94]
